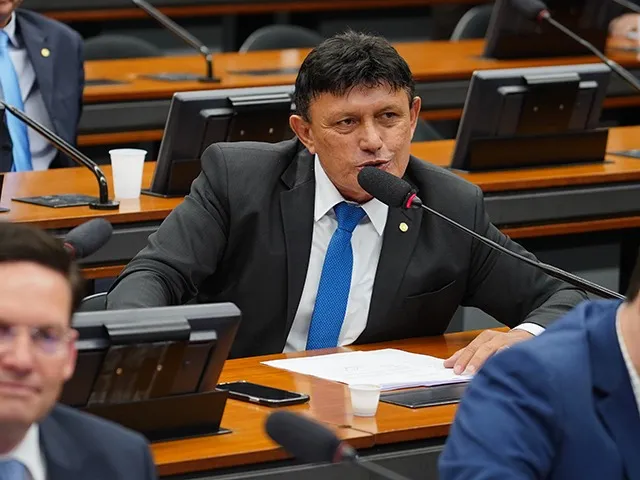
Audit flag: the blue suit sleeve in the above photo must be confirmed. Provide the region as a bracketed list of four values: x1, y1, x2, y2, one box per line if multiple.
[439, 347, 562, 479]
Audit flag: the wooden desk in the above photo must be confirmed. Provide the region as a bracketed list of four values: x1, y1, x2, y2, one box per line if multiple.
[38, 0, 486, 23]
[151, 330, 481, 477]
[3, 125, 640, 279]
[77, 38, 640, 147]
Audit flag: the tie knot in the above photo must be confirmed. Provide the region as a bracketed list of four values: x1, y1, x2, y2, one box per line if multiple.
[0, 459, 25, 477]
[334, 202, 366, 233]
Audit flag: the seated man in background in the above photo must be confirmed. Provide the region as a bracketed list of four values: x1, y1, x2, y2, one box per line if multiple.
[439, 258, 640, 479]
[107, 31, 587, 368]
[0, 0, 84, 172]
[0, 223, 157, 479]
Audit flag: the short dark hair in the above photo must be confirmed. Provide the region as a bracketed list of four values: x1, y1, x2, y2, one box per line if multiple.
[626, 252, 640, 302]
[293, 31, 416, 121]
[0, 222, 84, 316]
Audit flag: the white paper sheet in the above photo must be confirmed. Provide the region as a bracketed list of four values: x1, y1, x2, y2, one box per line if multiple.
[262, 349, 472, 391]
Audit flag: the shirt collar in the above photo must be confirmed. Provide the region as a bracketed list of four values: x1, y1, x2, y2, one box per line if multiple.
[1, 12, 20, 49]
[0, 424, 45, 480]
[313, 154, 388, 236]
[616, 305, 640, 416]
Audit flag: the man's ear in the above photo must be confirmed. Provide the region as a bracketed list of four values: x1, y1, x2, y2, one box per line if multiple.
[409, 96, 422, 135]
[289, 115, 316, 155]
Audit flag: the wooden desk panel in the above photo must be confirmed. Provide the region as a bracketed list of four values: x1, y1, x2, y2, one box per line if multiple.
[4, 126, 640, 235]
[42, 0, 486, 23]
[152, 392, 373, 477]
[216, 332, 483, 449]
[82, 39, 640, 104]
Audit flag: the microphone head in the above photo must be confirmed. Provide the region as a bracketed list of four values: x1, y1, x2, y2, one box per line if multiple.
[510, 0, 549, 22]
[64, 218, 113, 259]
[265, 411, 355, 464]
[357, 166, 415, 209]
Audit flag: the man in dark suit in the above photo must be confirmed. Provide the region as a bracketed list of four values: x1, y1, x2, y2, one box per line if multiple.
[107, 31, 586, 370]
[439, 259, 640, 480]
[0, 222, 157, 479]
[0, 1, 84, 172]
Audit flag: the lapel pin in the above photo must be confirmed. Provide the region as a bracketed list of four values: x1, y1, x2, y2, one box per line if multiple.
[41, 48, 50, 58]
[399, 222, 409, 233]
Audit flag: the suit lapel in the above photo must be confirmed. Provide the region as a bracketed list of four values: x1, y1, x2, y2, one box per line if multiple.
[589, 304, 640, 479]
[281, 147, 315, 333]
[361, 200, 422, 341]
[39, 407, 83, 480]
[16, 13, 55, 122]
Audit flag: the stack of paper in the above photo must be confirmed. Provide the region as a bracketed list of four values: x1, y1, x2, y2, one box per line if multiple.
[262, 349, 472, 391]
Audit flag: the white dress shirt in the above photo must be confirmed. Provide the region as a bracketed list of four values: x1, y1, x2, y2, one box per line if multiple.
[284, 155, 544, 352]
[0, 424, 46, 480]
[616, 307, 640, 417]
[285, 155, 388, 352]
[2, 13, 57, 170]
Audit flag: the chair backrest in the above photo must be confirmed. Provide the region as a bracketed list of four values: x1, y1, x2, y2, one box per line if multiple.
[239, 25, 324, 53]
[77, 292, 107, 312]
[83, 34, 163, 60]
[450, 4, 494, 41]
[412, 118, 443, 142]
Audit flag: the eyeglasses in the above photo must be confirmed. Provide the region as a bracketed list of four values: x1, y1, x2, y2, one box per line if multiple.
[0, 324, 73, 357]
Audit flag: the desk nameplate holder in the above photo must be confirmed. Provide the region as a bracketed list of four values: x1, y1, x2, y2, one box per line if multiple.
[81, 317, 231, 442]
[455, 128, 610, 173]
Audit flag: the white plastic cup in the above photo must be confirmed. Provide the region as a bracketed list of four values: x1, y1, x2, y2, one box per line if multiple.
[349, 384, 382, 417]
[109, 149, 147, 199]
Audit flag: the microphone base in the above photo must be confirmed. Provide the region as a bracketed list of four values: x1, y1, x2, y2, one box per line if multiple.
[89, 200, 120, 210]
[13, 194, 112, 209]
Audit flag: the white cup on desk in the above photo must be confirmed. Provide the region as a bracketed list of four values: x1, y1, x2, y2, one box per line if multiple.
[349, 384, 382, 417]
[109, 148, 147, 199]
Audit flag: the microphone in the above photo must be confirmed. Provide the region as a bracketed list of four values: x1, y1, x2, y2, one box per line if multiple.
[509, 0, 640, 93]
[265, 411, 412, 480]
[131, 0, 220, 83]
[357, 166, 625, 301]
[63, 218, 113, 259]
[0, 100, 119, 210]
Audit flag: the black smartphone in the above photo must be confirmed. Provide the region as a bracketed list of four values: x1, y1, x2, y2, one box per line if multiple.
[217, 381, 310, 407]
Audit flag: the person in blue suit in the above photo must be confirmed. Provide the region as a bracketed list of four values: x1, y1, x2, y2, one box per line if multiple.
[439, 259, 640, 480]
[0, 222, 157, 479]
[0, 1, 84, 172]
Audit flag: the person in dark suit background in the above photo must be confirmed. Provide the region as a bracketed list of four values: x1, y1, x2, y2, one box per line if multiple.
[0, 223, 157, 479]
[0, 0, 84, 172]
[107, 31, 586, 371]
[439, 258, 640, 480]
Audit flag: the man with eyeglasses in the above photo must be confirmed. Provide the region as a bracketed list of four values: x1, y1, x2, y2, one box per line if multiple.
[0, 222, 157, 480]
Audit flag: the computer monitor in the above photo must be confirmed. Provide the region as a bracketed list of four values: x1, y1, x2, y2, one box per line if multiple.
[60, 303, 241, 441]
[484, 0, 616, 59]
[144, 85, 295, 198]
[451, 63, 611, 172]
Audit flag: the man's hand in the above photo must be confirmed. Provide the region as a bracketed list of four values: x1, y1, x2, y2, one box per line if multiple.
[444, 329, 534, 375]
[609, 13, 640, 38]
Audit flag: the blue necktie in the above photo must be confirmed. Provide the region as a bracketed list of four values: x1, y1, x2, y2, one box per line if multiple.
[0, 31, 32, 172]
[0, 459, 25, 479]
[306, 202, 367, 350]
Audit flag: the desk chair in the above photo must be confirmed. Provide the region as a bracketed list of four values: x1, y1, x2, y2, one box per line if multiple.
[83, 34, 163, 60]
[450, 4, 494, 41]
[77, 292, 107, 312]
[239, 25, 323, 52]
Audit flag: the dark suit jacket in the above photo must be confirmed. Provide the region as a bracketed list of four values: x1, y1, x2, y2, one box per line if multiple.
[40, 404, 157, 479]
[439, 300, 639, 480]
[0, 9, 84, 171]
[107, 138, 586, 358]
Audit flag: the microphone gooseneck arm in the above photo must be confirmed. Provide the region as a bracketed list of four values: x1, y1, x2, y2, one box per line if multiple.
[408, 194, 625, 300]
[537, 10, 640, 93]
[0, 100, 114, 207]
